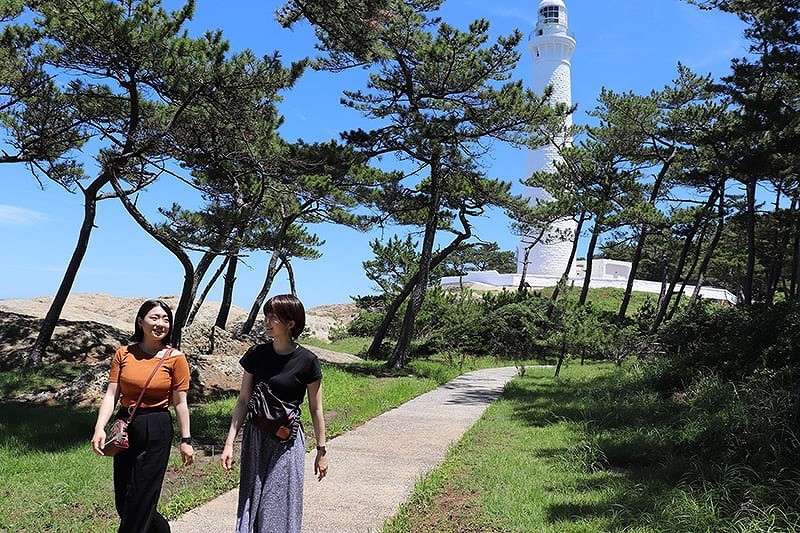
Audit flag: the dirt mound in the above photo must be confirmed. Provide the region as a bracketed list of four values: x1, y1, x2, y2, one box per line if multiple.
[0, 294, 361, 406]
[0, 293, 251, 332]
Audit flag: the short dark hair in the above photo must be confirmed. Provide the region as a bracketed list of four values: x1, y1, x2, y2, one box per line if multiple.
[263, 294, 305, 339]
[131, 299, 174, 345]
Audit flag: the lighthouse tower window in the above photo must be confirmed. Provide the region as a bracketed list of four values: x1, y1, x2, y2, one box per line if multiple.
[539, 5, 560, 24]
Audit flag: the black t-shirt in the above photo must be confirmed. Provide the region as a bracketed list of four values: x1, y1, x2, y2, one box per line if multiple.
[239, 342, 323, 407]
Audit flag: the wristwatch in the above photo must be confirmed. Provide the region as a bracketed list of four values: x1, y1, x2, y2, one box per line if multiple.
[316, 445, 326, 455]
[180, 437, 192, 445]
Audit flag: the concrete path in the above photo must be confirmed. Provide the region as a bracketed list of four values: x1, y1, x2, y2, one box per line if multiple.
[170, 366, 520, 533]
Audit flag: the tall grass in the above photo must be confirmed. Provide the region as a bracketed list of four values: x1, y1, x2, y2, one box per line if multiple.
[385, 363, 799, 532]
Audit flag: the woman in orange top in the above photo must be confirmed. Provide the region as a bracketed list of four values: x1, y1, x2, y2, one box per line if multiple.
[91, 299, 194, 533]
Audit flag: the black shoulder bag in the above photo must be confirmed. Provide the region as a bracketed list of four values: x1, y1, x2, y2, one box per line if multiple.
[247, 381, 300, 442]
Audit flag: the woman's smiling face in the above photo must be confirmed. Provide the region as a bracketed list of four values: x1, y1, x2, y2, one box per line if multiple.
[138, 305, 171, 342]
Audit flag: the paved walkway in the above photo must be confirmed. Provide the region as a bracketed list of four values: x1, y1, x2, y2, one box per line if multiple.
[169, 366, 520, 533]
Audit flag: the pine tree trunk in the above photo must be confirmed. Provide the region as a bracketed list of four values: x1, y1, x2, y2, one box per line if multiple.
[188, 255, 229, 327]
[215, 255, 237, 329]
[283, 255, 297, 295]
[366, 283, 410, 359]
[688, 192, 726, 310]
[618, 226, 648, 322]
[386, 277, 426, 369]
[764, 202, 794, 304]
[553, 330, 567, 379]
[367, 227, 471, 360]
[578, 216, 602, 306]
[517, 244, 533, 293]
[387, 165, 443, 369]
[668, 223, 708, 320]
[551, 211, 585, 304]
[28, 176, 107, 366]
[240, 250, 282, 335]
[619, 155, 672, 321]
[790, 216, 800, 302]
[652, 185, 722, 331]
[184, 251, 220, 327]
[743, 177, 757, 305]
[517, 226, 545, 293]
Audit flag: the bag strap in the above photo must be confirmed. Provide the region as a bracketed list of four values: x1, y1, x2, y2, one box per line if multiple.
[125, 347, 174, 423]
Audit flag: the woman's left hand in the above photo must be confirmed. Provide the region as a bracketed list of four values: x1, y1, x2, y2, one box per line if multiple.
[314, 450, 328, 481]
[180, 442, 194, 466]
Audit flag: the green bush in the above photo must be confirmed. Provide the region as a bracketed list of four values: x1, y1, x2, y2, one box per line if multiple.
[415, 290, 552, 359]
[346, 310, 386, 339]
[645, 300, 800, 514]
[658, 300, 800, 380]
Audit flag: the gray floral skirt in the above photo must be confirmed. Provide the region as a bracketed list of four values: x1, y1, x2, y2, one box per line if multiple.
[236, 421, 306, 533]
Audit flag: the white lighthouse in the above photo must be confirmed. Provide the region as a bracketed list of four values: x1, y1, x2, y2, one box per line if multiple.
[438, 2, 738, 305]
[517, 0, 578, 278]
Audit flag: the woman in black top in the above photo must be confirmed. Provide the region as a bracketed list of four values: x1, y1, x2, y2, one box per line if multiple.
[221, 294, 328, 533]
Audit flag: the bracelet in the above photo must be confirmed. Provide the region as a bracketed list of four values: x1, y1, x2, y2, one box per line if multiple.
[180, 437, 192, 445]
[316, 445, 326, 454]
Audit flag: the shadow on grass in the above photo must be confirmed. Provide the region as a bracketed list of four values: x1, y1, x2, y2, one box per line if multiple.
[505, 367, 687, 529]
[547, 502, 611, 523]
[0, 402, 97, 453]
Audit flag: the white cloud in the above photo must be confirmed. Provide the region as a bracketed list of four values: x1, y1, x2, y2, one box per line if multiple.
[0, 204, 51, 226]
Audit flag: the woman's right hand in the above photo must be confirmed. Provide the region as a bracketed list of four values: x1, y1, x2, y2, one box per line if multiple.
[220, 443, 235, 471]
[92, 382, 118, 457]
[91, 428, 106, 456]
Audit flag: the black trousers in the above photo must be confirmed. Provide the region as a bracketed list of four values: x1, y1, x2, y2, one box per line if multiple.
[113, 408, 173, 533]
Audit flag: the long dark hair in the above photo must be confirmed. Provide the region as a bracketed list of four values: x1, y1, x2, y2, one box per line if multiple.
[131, 299, 174, 345]
[263, 294, 306, 339]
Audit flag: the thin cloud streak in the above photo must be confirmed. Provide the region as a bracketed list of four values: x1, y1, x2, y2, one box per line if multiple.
[0, 204, 51, 226]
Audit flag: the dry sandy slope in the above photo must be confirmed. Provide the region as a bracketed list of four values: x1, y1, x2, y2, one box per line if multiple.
[0, 293, 358, 342]
[0, 293, 361, 405]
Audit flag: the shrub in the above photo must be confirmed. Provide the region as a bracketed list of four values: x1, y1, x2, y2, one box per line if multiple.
[643, 300, 800, 514]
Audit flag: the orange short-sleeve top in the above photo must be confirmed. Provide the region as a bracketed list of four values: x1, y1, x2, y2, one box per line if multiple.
[108, 345, 190, 409]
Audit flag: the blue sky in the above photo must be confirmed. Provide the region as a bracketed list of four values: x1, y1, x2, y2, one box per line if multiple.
[0, 0, 747, 311]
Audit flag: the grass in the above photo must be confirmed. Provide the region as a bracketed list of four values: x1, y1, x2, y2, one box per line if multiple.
[7, 347, 792, 531]
[301, 334, 372, 354]
[0, 341, 477, 531]
[386, 364, 631, 533]
[385, 363, 797, 532]
[0, 404, 119, 532]
[0, 362, 85, 397]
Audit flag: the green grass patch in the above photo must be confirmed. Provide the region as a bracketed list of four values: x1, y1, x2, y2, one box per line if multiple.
[0, 403, 119, 532]
[0, 362, 85, 396]
[314, 363, 437, 438]
[0, 355, 467, 530]
[301, 335, 372, 354]
[385, 363, 796, 532]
